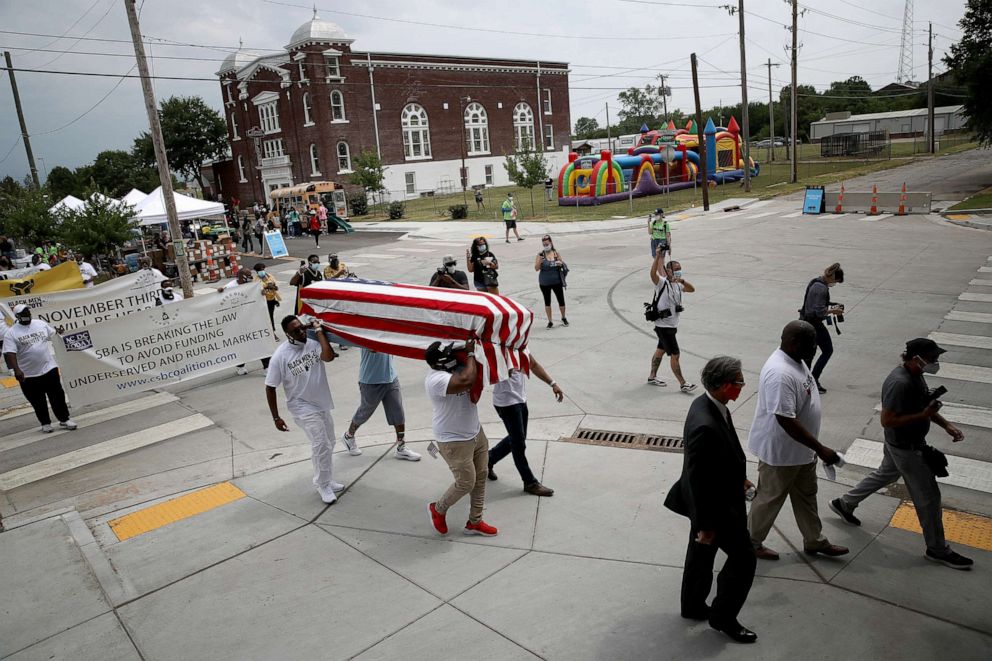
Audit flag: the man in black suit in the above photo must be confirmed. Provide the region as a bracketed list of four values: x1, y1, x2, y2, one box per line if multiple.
[664, 356, 758, 644]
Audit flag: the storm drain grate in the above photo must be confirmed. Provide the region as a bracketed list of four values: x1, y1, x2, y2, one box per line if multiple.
[563, 428, 684, 453]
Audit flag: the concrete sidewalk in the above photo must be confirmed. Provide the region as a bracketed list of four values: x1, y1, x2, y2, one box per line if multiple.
[2, 433, 990, 660]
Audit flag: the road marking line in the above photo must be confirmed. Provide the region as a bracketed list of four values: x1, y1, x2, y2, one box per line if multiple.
[929, 332, 992, 350]
[388, 247, 434, 253]
[863, 214, 893, 222]
[0, 392, 181, 453]
[109, 482, 245, 542]
[874, 401, 992, 430]
[960, 292, 992, 303]
[0, 414, 212, 491]
[846, 439, 992, 494]
[741, 211, 778, 220]
[414, 241, 464, 247]
[931, 362, 992, 385]
[784, 211, 804, 218]
[946, 311, 992, 324]
[890, 502, 992, 552]
[978, 267, 992, 273]
[349, 253, 401, 259]
[969, 279, 992, 287]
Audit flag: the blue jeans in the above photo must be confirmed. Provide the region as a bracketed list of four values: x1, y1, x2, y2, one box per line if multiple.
[490, 402, 537, 485]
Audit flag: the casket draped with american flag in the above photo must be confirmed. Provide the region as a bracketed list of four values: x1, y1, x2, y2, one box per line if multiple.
[300, 279, 533, 398]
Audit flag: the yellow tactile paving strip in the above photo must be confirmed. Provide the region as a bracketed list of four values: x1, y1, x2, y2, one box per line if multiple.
[109, 482, 246, 542]
[890, 502, 992, 552]
[1, 377, 18, 388]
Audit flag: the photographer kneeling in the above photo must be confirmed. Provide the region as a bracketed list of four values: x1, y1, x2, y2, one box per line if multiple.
[430, 254, 469, 290]
[646, 252, 696, 393]
[799, 263, 846, 393]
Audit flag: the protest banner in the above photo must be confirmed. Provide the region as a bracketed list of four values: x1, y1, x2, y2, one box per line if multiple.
[0, 269, 165, 330]
[54, 282, 273, 407]
[0, 264, 42, 280]
[0, 261, 83, 298]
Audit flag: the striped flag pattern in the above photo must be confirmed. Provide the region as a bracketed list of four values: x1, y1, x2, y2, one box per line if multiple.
[300, 279, 533, 399]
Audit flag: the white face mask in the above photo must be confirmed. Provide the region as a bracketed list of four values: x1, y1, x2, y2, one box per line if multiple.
[478, 244, 487, 253]
[827, 281, 837, 288]
[445, 264, 456, 274]
[543, 244, 552, 252]
[918, 357, 940, 374]
[673, 270, 683, 278]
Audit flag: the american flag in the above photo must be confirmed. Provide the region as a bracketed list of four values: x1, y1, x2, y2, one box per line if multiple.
[300, 279, 533, 401]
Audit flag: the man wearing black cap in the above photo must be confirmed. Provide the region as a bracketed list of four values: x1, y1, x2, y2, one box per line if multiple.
[830, 338, 972, 569]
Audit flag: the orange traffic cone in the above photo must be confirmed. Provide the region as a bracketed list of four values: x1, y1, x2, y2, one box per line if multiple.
[868, 184, 878, 216]
[835, 183, 844, 214]
[897, 182, 907, 216]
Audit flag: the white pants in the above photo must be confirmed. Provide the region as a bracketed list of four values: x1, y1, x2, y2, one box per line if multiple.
[293, 410, 336, 489]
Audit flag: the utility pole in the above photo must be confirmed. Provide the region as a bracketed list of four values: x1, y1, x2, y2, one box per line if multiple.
[765, 58, 780, 162]
[658, 74, 669, 122]
[690, 53, 709, 211]
[123, 0, 193, 298]
[790, 0, 798, 183]
[735, 0, 752, 192]
[605, 102, 612, 152]
[928, 22, 935, 154]
[3, 52, 40, 188]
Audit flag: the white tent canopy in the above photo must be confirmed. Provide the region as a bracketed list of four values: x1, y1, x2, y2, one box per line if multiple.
[119, 189, 147, 207]
[132, 186, 225, 226]
[49, 195, 84, 215]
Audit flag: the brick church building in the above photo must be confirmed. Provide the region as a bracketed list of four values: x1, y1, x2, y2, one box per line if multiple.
[204, 11, 571, 205]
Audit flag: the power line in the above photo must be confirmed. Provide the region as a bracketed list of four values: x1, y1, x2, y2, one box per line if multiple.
[35, 0, 118, 69]
[34, 64, 138, 136]
[25, 0, 105, 56]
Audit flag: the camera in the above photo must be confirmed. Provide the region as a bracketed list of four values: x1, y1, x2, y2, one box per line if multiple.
[833, 303, 845, 324]
[437, 267, 447, 275]
[675, 305, 684, 313]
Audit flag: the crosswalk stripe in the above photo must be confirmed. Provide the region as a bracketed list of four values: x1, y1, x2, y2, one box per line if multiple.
[960, 292, 992, 303]
[929, 332, 992, 350]
[946, 311, 992, 324]
[0, 414, 213, 491]
[969, 279, 992, 287]
[846, 438, 992, 494]
[874, 401, 992, 430]
[931, 362, 992, 385]
[741, 211, 778, 220]
[0, 392, 180, 453]
[349, 253, 401, 259]
[784, 211, 804, 218]
[978, 267, 992, 273]
[415, 242, 465, 247]
[388, 247, 435, 253]
[863, 214, 893, 222]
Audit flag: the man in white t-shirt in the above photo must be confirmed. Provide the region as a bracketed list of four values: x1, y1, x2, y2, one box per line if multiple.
[425, 338, 498, 537]
[647, 252, 697, 393]
[31, 254, 51, 271]
[746, 321, 846, 560]
[264, 314, 341, 504]
[488, 353, 562, 497]
[75, 254, 98, 287]
[3, 304, 76, 433]
[222, 268, 270, 375]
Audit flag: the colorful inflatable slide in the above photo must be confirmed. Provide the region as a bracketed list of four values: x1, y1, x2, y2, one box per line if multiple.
[558, 116, 759, 205]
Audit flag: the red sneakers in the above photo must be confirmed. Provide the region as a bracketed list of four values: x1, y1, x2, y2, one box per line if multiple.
[464, 520, 498, 537]
[428, 502, 448, 535]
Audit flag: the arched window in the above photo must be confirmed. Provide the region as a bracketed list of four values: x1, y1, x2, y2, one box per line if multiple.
[302, 93, 313, 125]
[401, 104, 431, 159]
[237, 155, 247, 182]
[513, 103, 535, 151]
[337, 142, 352, 172]
[230, 113, 239, 139]
[464, 102, 490, 155]
[330, 90, 345, 121]
[309, 144, 321, 175]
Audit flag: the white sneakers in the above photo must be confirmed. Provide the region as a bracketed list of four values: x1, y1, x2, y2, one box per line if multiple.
[236, 366, 249, 376]
[317, 486, 337, 504]
[60, 419, 78, 430]
[329, 481, 346, 492]
[395, 445, 421, 461]
[40, 424, 54, 433]
[342, 432, 362, 456]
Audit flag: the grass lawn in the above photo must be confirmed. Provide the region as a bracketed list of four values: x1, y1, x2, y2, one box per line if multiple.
[351, 139, 979, 223]
[948, 186, 992, 211]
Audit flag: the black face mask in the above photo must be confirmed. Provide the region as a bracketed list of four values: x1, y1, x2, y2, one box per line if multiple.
[17, 315, 31, 325]
[330, 259, 339, 268]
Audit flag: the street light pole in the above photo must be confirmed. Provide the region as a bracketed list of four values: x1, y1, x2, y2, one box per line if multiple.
[460, 96, 471, 208]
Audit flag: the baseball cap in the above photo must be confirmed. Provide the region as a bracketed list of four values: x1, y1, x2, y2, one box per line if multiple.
[13, 304, 29, 315]
[905, 338, 946, 359]
[442, 254, 456, 266]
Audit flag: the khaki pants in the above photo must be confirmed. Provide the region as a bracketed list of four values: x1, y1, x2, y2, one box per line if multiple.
[436, 430, 489, 524]
[748, 460, 827, 550]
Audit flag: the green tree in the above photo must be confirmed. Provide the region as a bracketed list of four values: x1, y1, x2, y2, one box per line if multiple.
[1, 185, 60, 246]
[349, 150, 387, 210]
[133, 95, 229, 189]
[944, 0, 992, 146]
[46, 165, 81, 200]
[617, 83, 665, 133]
[503, 141, 549, 214]
[58, 192, 137, 258]
[779, 84, 822, 142]
[574, 117, 600, 138]
[89, 150, 158, 197]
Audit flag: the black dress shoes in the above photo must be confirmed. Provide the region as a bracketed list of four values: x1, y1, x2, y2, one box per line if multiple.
[709, 619, 758, 644]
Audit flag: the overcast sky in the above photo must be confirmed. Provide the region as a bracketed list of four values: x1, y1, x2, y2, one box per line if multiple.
[0, 0, 968, 182]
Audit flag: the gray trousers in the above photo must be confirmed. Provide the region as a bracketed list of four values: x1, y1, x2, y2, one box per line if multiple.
[840, 443, 948, 555]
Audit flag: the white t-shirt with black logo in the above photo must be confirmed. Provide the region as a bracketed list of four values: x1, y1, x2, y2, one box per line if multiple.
[653, 278, 683, 329]
[78, 261, 98, 287]
[493, 369, 527, 407]
[425, 369, 480, 443]
[264, 338, 334, 418]
[2, 320, 57, 378]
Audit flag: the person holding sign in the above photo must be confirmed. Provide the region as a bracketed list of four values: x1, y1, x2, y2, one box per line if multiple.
[3, 304, 77, 433]
[265, 314, 342, 504]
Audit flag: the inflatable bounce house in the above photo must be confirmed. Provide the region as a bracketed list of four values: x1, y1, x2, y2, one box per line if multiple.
[558, 116, 758, 205]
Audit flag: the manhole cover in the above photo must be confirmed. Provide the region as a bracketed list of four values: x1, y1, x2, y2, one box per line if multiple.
[562, 427, 684, 453]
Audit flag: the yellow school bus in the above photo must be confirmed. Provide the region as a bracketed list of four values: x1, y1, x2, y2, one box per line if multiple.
[269, 181, 349, 220]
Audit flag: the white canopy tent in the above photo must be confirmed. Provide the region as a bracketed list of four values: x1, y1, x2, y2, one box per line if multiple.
[49, 195, 85, 215]
[132, 186, 225, 226]
[119, 189, 147, 207]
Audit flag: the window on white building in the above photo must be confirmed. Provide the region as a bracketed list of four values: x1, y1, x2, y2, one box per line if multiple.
[258, 101, 280, 133]
[325, 56, 341, 79]
[544, 125, 554, 150]
[485, 164, 494, 186]
[231, 113, 239, 140]
[309, 144, 321, 175]
[302, 93, 313, 125]
[262, 139, 285, 159]
[237, 155, 247, 182]
[405, 172, 416, 194]
[337, 142, 351, 172]
[330, 90, 346, 121]
[543, 88, 552, 114]
[513, 103, 535, 151]
[464, 102, 490, 155]
[401, 103, 432, 159]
